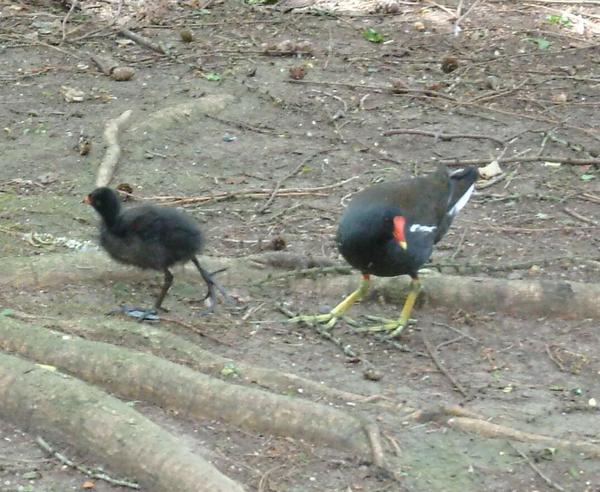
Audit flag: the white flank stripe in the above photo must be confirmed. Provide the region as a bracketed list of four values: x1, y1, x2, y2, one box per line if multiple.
[410, 224, 437, 233]
[449, 183, 474, 217]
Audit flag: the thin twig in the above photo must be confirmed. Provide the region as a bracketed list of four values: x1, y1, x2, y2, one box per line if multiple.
[440, 156, 600, 166]
[160, 315, 232, 346]
[203, 113, 278, 135]
[545, 344, 566, 372]
[118, 29, 165, 54]
[432, 322, 480, 343]
[259, 148, 335, 213]
[383, 128, 505, 147]
[508, 442, 566, 492]
[563, 207, 598, 225]
[255, 265, 353, 286]
[147, 177, 359, 206]
[61, 0, 78, 43]
[286, 79, 458, 101]
[422, 332, 469, 397]
[36, 437, 139, 489]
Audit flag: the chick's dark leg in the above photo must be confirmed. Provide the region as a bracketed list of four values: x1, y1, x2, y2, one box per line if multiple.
[154, 268, 174, 311]
[192, 257, 232, 312]
[288, 274, 370, 329]
[112, 269, 173, 321]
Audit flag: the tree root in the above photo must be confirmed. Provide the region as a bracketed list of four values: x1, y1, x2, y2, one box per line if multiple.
[3, 251, 600, 320]
[96, 109, 132, 187]
[0, 352, 245, 492]
[46, 314, 379, 405]
[0, 317, 383, 464]
[448, 417, 600, 458]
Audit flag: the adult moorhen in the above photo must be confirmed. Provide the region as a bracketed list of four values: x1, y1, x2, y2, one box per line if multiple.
[85, 187, 228, 319]
[290, 166, 479, 337]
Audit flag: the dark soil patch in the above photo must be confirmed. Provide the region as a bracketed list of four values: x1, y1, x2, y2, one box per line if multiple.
[1, 0, 599, 490]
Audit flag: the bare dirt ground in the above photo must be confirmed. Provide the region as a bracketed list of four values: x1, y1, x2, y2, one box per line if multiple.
[1, 0, 600, 490]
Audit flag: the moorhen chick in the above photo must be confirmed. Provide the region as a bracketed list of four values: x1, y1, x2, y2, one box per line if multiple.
[290, 166, 479, 337]
[85, 187, 228, 319]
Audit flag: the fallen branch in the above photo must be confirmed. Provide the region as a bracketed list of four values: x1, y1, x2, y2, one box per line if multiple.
[448, 417, 600, 458]
[0, 352, 244, 492]
[96, 110, 132, 187]
[0, 317, 383, 465]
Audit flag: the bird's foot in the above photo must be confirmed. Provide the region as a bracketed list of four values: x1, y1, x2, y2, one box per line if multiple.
[106, 305, 160, 322]
[353, 316, 416, 338]
[287, 312, 356, 330]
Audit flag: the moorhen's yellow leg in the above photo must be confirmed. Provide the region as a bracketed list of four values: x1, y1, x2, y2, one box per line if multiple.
[288, 274, 370, 329]
[357, 276, 421, 338]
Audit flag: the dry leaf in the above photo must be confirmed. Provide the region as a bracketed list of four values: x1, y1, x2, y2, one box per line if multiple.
[478, 161, 503, 180]
[82, 480, 96, 489]
[61, 86, 85, 103]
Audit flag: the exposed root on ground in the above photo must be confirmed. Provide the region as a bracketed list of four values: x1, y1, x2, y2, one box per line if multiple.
[447, 417, 600, 459]
[3, 251, 600, 320]
[95, 109, 132, 187]
[0, 352, 244, 492]
[0, 317, 385, 466]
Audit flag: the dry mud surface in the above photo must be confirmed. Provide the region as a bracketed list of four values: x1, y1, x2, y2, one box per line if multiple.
[1, 0, 600, 491]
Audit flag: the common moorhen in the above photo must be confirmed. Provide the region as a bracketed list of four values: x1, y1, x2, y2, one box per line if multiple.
[85, 187, 228, 319]
[290, 166, 479, 337]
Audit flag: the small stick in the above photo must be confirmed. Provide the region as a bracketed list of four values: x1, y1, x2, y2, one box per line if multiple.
[150, 176, 358, 206]
[440, 156, 600, 166]
[259, 149, 335, 213]
[160, 315, 232, 346]
[287, 79, 458, 101]
[563, 206, 598, 225]
[508, 442, 566, 492]
[432, 321, 479, 343]
[36, 437, 139, 489]
[61, 0, 78, 43]
[545, 344, 566, 372]
[96, 110, 133, 187]
[118, 29, 166, 54]
[422, 332, 469, 397]
[383, 128, 505, 147]
[203, 113, 278, 135]
[255, 265, 353, 286]
[435, 335, 466, 351]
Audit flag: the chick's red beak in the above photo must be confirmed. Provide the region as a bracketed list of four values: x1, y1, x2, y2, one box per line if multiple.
[83, 195, 92, 205]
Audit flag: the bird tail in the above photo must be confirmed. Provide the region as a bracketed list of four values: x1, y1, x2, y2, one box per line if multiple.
[447, 167, 478, 217]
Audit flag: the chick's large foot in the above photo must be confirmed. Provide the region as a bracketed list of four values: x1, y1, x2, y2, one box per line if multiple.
[107, 305, 160, 322]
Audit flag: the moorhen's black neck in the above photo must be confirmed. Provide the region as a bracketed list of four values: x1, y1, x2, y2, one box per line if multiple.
[91, 188, 122, 229]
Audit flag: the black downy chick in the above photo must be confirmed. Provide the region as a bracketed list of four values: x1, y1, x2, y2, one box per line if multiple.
[85, 187, 228, 319]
